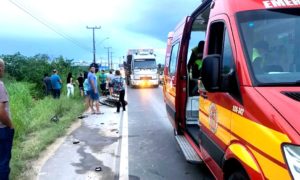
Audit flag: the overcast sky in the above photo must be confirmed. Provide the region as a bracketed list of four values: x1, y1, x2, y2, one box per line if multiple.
[0, 0, 201, 64]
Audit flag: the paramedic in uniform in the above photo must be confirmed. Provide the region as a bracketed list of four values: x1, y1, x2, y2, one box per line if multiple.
[188, 41, 205, 95]
[252, 41, 269, 73]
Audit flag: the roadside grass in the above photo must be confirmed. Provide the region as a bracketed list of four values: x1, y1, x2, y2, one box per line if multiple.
[5, 81, 85, 180]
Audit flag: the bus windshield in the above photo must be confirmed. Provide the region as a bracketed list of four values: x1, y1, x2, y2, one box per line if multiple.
[133, 59, 156, 69]
[237, 9, 300, 86]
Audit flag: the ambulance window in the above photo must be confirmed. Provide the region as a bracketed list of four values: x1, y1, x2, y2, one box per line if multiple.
[223, 29, 241, 102]
[169, 43, 180, 75]
[208, 22, 225, 55]
[222, 30, 233, 75]
[237, 9, 300, 85]
[208, 21, 242, 102]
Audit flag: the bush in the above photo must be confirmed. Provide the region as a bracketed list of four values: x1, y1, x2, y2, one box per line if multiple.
[1, 53, 87, 99]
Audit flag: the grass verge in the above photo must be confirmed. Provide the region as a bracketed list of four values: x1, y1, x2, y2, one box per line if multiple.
[5, 81, 85, 180]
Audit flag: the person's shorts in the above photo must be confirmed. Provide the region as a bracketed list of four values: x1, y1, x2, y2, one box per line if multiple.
[89, 90, 99, 101]
[100, 83, 106, 91]
[108, 83, 113, 88]
[79, 87, 84, 91]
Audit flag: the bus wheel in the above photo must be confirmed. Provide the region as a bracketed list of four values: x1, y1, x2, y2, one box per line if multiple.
[227, 169, 249, 180]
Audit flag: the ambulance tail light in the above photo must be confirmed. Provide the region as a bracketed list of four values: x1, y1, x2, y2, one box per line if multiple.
[283, 144, 300, 179]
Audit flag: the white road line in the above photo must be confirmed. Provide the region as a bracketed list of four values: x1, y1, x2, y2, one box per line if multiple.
[119, 90, 129, 180]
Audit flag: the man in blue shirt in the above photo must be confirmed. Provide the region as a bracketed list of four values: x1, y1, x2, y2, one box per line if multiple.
[50, 69, 62, 99]
[88, 65, 103, 114]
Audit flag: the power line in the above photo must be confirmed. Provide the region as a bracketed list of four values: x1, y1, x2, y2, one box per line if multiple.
[8, 0, 92, 53]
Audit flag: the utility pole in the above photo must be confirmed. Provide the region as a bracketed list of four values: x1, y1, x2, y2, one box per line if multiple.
[104, 47, 112, 69]
[86, 26, 101, 63]
[110, 52, 113, 69]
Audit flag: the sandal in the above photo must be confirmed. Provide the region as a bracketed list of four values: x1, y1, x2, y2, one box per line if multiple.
[95, 167, 102, 171]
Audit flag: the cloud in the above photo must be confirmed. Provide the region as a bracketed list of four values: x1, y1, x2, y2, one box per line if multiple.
[0, 0, 201, 64]
[121, 0, 200, 41]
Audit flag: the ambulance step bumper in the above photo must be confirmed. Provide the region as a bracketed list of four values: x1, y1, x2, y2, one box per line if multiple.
[175, 135, 202, 164]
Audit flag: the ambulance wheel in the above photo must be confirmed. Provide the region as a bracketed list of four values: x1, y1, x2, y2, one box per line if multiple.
[227, 169, 249, 180]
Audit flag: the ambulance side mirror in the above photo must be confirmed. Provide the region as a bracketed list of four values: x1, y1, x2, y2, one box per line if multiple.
[201, 54, 221, 92]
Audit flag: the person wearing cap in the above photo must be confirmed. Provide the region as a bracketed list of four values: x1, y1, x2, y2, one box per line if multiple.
[0, 58, 14, 180]
[50, 69, 62, 99]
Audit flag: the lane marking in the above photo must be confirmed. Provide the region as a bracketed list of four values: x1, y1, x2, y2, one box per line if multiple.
[119, 89, 129, 180]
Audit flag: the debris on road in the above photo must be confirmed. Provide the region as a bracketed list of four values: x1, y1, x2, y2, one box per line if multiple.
[95, 167, 102, 172]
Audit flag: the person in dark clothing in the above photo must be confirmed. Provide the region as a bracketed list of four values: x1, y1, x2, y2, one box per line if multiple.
[77, 73, 84, 96]
[112, 70, 126, 113]
[43, 73, 52, 96]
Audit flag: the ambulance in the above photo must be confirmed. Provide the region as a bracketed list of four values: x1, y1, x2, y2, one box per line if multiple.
[163, 0, 300, 179]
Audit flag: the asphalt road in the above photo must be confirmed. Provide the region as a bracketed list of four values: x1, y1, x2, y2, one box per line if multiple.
[37, 86, 213, 180]
[126, 86, 213, 180]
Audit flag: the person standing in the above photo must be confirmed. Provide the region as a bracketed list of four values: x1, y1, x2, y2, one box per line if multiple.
[112, 70, 126, 113]
[98, 70, 107, 96]
[66, 72, 74, 98]
[43, 73, 52, 96]
[83, 71, 90, 110]
[50, 69, 62, 99]
[88, 65, 103, 114]
[188, 41, 205, 96]
[0, 58, 14, 180]
[188, 41, 205, 79]
[77, 73, 84, 97]
[106, 70, 115, 96]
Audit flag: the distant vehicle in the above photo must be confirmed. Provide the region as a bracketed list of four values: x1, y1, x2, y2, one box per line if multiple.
[163, 0, 300, 180]
[124, 49, 159, 88]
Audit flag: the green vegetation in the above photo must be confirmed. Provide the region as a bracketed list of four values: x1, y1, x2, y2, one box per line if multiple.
[8, 82, 85, 180]
[1, 53, 87, 179]
[2, 52, 86, 98]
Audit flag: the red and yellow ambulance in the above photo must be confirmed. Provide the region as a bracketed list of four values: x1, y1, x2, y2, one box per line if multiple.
[163, 0, 300, 179]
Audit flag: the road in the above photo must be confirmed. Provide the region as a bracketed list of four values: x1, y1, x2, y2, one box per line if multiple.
[37, 86, 213, 180]
[126, 87, 212, 180]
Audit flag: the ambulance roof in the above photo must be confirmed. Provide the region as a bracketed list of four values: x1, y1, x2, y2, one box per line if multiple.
[194, 0, 300, 18]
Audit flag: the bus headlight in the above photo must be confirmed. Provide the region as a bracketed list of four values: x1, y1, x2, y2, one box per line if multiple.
[283, 144, 300, 179]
